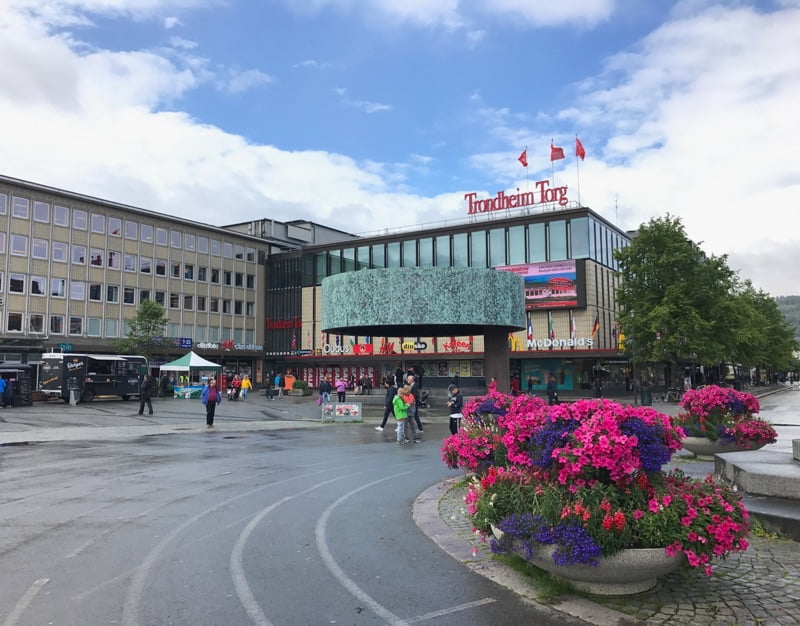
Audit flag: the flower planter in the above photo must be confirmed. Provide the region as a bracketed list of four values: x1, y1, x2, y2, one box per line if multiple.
[492, 525, 683, 595]
[681, 436, 767, 461]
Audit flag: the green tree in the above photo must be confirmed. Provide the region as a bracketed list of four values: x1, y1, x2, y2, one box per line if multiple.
[116, 300, 169, 361]
[614, 215, 738, 386]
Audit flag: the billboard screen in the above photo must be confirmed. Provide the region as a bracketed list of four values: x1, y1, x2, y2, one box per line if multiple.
[497, 260, 584, 310]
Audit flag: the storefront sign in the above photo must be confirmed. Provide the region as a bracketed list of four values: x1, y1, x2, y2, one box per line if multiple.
[353, 343, 374, 355]
[322, 343, 352, 355]
[528, 337, 594, 349]
[266, 316, 302, 330]
[442, 340, 472, 352]
[401, 341, 427, 351]
[58, 343, 73, 352]
[196, 341, 264, 352]
[465, 181, 569, 215]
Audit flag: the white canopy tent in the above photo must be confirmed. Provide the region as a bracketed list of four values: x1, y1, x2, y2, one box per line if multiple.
[158, 351, 222, 373]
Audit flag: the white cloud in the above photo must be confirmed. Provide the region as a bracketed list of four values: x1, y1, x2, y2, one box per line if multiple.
[164, 16, 182, 29]
[169, 36, 197, 50]
[220, 68, 273, 95]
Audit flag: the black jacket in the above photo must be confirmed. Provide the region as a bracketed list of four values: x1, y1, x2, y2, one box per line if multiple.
[447, 391, 464, 415]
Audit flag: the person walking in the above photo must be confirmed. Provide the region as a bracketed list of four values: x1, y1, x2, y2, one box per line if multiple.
[526, 376, 534, 395]
[274, 372, 284, 399]
[320, 375, 332, 402]
[201, 378, 222, 427]
[392, 385, 411, 444]
[406, 374, 423, 436]
[547, 375, 559, 405]
[138, 374, 155, 415]
[0, 377, 7, 408]
[487, 376, 498, 393]
[446, 383, 464, 435]
[335, 377, 347, 402]
[240, 375, 252, 401]
[375, 376, 397, 431]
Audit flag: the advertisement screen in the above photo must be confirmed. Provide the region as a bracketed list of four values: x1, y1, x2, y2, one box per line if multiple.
[497, 260, 584, 310]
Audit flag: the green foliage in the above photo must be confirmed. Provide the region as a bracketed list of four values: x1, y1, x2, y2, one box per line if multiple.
[292, 379, 309, 390]
[115, 300, 169, 361]
[775, 296, 800, 338]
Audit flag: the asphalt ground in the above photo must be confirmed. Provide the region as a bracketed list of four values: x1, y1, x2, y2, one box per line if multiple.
[2, 386, 799, 625]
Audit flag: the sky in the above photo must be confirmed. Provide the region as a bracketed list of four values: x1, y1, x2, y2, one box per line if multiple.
[1, 0, 798, 297]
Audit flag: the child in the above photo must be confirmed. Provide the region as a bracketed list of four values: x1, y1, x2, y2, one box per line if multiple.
[446, 383, 464, 435]
[392, 384, 411, 444]
[400, 384, 419, 442]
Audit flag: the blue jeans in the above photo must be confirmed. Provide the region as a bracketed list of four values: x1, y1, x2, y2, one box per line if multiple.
[396, 419, 407, 442]
[322, 391, 331, 402]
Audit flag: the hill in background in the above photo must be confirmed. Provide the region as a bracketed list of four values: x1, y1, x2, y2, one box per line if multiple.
[776, 296, 800, 338]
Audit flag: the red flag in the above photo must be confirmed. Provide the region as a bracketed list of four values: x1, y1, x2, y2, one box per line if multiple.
[518, 149, 528, 167]
[550, 142, 565, 161]
[591, 312, 600, 338]
[575, 137, 586, 161]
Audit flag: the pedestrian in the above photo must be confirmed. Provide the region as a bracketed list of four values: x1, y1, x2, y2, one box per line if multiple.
[510, 375, 520, 396]
[392, 385, 411, 444]
[0, 376, 8, 408]
[138, 374, 155, 415]
[526, 376, 534, 395]
[240, 375, 252, 401]
[413, 364, 425, 392]
[201, 378, 222, 426]
[375, 376, 397, 432]
[487, 376, 498, 393]
[594, 376, 603, 398]
[547, 375, 559, 405]
[158, 373, 170, 398]
[320, 375, 332, 402]
[335, 377, 347, 402]
[395, 363, 405, 388]
[446, 383, 464, 435]
[406, 374, 423, 436]
[274, 372, 284, 399]
[231, 374, 242, 400]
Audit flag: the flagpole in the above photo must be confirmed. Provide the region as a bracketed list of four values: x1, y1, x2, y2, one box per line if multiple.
[575, 135, 581, 206]
[524, 144, 529, 195]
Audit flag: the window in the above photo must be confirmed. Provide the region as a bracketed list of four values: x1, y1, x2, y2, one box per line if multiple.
[106, 285, 119, 303]
[0, 193, 6, 214]
[223, 271, 232, 286]
[30, 276, 46, 295]
[197, 296, 206, 311]
[234, 272, 243, 287]
[184, 295, 193, 310]
[211, 239, 220, 256]
[124, 254, 137, 272]
[108, 250, 120, 269]
[234, 300, 243, 315]
[246, 274, 254, 289]
[489, 228, 506, 267]
[87, 317, 101, 337]
[139, 289, 150, 303]
[198, 236, 208, 254]
[235, 244, 244, 260]
[548, 219, 567, 261]
[184, 264, 194, 280]
[70, 281, 85, 300]
[50, 315, 65, 335]
[209, 327, 219, 341]
[470, 231, 487, 268]
[418, 238, 433, 267]
[154, 291, 165, 305]
[7, 312, 23, 332]
[51, 278, 66, 298]
[386, 242, 400, 268]
[12, 196, 29, 218]
[172, 262, 181, 278]
[105, 318, 118, 337]
[570, 217, 590, 258]
[0, 271, 2, 291]
[89, 283, 102, 301]
[140, 224, 153, 243]
[210, 298, 219, 312]
[125, 220, 137, 240]
[211, 269, 220, 283]
[140, 257, 151, 274]
[198, 267, 207, 282]
[54, 205, 69, 226]
[155, 259, 167, 276]
[223, 242, 233, 258]
[452, 233, 468, 267]
[170, 293, 180, 309]
[222, 299, 231, 314]
[0, 232, 4, 254]
[29, 314, 44, 333]
[91, 214, 105, 233]
[72, 245, 86, 264]
[108, 216, 122, 236]
[73, 209, 88, 230]
[156, 228, 168, 246]
[32, 238, 48, 259]
[33, 201, 50, 222]
[508, 226, 525, 265]
[246, 302, 254, 316]
[196, 326, 205, 341]
[69, 316, 83, 336]
[171, 230, 181, 248]
[123, 287, 135, 304]
[184, 233, 195, 251]
[90, 248, 104, 267]
[246, 247, 255, 262]
[9, 274, 25, 293]
[10, 234, 27, 256]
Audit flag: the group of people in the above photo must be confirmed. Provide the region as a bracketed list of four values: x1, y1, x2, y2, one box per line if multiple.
[373, 373, 425, 444]
[0, 377, 16, 409]
[225, 374, 253, 401]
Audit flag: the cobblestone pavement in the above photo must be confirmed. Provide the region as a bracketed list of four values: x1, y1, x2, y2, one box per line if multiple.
[437, 479, 800, 626]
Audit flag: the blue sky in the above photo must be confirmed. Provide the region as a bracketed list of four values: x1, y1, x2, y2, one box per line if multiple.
[1, 0, 798, 296]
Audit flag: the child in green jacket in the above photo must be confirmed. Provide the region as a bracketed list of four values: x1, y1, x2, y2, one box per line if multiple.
[392, 385, 410, 444]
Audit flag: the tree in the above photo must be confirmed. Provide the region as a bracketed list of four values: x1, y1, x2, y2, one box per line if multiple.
[614, 215, 738, 386]
[116, 300, 169, 361]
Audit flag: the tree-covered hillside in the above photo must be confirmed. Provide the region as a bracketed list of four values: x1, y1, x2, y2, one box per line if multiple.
[776, 296, 800, 338]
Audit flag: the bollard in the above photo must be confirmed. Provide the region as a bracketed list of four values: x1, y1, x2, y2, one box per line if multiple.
[69, 389, 78, 406]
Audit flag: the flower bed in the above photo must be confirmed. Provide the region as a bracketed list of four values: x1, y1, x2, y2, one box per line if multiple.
[442, 393, 751, 579]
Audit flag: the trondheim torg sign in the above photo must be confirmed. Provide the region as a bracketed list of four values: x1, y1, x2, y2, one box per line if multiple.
[465, 181, 569, 214]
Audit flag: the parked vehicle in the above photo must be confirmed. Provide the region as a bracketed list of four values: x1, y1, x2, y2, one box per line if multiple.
[40, 352, 148, 402]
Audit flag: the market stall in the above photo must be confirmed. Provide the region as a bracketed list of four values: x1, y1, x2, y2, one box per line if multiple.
[158, 351, 222, 399]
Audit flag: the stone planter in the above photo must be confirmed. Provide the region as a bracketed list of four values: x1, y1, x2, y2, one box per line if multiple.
[681, 436, 766, 461]
[491, 525, 684, 595]
[288, 389, 312, 397]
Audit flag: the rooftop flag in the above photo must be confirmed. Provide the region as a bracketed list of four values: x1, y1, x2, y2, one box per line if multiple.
[518, 149, 528, 167]
[550, 141, 565, 161]
[576, 136, 586, 161]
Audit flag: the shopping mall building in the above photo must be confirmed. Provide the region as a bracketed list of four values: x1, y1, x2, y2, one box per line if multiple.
[0, 174, 631, 394]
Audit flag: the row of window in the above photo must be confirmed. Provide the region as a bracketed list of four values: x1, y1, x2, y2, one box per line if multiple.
[5, 312, 254, 344]
[0, 193, 256, 259]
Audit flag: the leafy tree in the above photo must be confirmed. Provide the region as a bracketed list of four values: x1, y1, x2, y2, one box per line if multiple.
[614, 215, 738, 386]
[116, 300, 169, 361]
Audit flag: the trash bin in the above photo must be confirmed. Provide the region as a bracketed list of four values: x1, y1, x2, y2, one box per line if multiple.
[640, 386, 652, 406]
